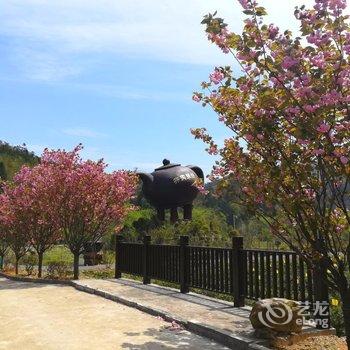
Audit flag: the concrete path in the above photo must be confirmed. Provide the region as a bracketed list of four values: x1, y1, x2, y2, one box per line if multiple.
[73, 278, 268, 349]
[0, 277, 229, 350]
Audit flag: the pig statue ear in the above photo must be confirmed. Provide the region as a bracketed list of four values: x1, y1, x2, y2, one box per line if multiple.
[186, 166, 204, 181]
[137, 173, 154, 186]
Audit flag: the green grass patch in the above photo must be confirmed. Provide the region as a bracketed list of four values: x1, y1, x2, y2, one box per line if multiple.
[81, 269, 115, 279]
[43, 245, 73, 265]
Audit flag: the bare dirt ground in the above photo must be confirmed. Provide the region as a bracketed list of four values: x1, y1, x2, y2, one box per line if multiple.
[0, 278, 228, 350]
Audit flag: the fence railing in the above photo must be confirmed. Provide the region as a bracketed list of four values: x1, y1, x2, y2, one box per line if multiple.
[244, 249, 314, 304]
[115, 235, 329, 326]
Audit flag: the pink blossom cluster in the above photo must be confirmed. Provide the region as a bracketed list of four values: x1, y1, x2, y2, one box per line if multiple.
[237, 0, 258, 10]
[238, 0, 250, 9]
[337, 68, 350, 87]
[268, 24, 279, 40]
[192, 93, 202, 102]
[244, 134, 254, 142]
[310, 53, 326, 69]
[319, 90, 342, 107]
[209, 69, 225, 85]
[281, 56, 299, 70]
[340, 156, 348, 164]
[316, 0, 347, 11]
[207, 144, 218, 155]
[344, 33, 350, 54]
[317, 123, 331, 134]
[207, 28, 230, 54]
[307, 30, 331, 46]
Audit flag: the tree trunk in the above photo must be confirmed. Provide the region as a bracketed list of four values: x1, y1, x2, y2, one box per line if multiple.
[73, 253, 80, 280]
[38, 252, 43, 278]
[15, 257, 19, 275]
[0, 254, 3, 270]
[341, 291, 350, 349]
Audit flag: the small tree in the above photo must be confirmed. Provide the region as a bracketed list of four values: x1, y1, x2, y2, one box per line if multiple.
[9, 165, 61, 277]
[0, 192, 30, 274]
[193, 0, 350, 345]
[40, 146, 137, 279]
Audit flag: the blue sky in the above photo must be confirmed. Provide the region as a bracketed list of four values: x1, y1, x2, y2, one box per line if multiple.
[1, 0, 315, 175]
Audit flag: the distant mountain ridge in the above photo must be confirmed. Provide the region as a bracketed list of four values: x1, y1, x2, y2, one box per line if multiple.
[0, 141, 39, 180]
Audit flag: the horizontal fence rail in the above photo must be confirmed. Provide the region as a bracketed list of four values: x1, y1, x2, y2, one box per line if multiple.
[115, 234, 329, 327]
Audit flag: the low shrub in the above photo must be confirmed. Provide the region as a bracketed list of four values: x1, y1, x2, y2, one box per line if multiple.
[4, 250, 16, 268]
[330, 300, 345, 336]
[0, 250, 12, 272]
[46, 260, 71, 279]
[102, 251, 115, 269]
[22, 253, 38, 276]
[2, 263, 14, 274]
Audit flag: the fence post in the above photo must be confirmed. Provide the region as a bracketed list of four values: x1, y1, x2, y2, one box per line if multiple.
[115, 234, 123, 279]
[232, 236, 245, 307]
[312, 255, 330, 329]
[179, 235, 190, 293]
[143, 235, 151, 285]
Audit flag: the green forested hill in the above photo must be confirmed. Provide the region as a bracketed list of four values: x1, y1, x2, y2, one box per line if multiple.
[0, 141, 39, 180]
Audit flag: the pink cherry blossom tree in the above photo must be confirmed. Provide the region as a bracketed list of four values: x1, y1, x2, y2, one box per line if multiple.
[40, 146, 137, 279]
[193, 0, 350, 343]
[8, 165, 62, 277]
[0, 191, 30, 275]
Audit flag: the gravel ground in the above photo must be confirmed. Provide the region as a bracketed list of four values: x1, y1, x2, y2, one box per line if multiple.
[274, 335, 347, 350]
[0, 278, 229, 350]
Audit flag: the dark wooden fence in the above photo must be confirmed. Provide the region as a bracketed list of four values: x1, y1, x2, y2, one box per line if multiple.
[115, 235, 329, 326]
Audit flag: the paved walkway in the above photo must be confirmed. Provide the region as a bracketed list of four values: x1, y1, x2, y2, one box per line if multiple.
[73, 278, 268, 349]
[0, 277, 229, 350]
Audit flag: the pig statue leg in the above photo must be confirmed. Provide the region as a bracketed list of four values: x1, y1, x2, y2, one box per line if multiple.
[183, 204, 193, 220]
[170, 207, 179, 223]
[157, 207, 165, 221]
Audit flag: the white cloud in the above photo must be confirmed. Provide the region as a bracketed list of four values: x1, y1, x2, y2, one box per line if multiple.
[62, 127, 108, 138]
[1, 0, 325, 83]
[5, 0, 350, 91]
[62, 82, 189, 101]
[12, 48, 81, 81]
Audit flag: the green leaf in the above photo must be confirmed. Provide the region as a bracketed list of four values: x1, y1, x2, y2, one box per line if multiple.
[227, 34, 241, 48]
[255, 6, 267, 16]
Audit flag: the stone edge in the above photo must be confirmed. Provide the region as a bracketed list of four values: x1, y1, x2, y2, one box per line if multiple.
[0, 271, 72, 285]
